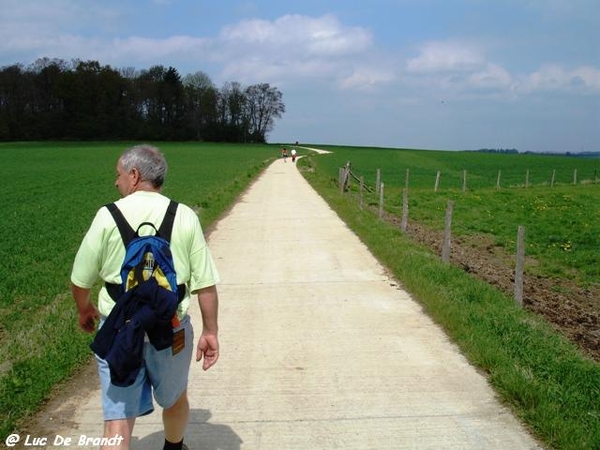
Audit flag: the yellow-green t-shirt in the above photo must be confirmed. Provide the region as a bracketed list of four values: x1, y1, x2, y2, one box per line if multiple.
[71, 191, 219, 318]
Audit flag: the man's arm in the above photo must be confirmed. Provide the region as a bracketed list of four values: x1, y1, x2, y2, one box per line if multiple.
[195, 284, 219, 370]
[71, 283, 99, 333]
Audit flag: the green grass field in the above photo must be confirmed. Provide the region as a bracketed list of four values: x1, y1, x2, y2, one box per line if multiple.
[316, 144, 599, 190]
[309, 146, 600, 285]
[0, 141, 277, 437]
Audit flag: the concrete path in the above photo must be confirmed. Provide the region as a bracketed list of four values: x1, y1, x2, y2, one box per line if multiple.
[33, 152, 541, 449]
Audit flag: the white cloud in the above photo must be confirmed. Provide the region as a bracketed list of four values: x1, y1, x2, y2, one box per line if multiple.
[107, 36, 210, 64]
[215, 14, 381, 89]
[406, 41, 484, 73]
[219, 14, 372, 56]
[403, 39, 600, 98]
[519, 64, 600, 93]
[0, 0, 124, 64]
[339, 67, 395, 91]
[467, 63, 513, 91]
[572, 66, 600, 90]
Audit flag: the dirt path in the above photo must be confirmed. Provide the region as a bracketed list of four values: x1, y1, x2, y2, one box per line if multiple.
[20, 154, 541, 449]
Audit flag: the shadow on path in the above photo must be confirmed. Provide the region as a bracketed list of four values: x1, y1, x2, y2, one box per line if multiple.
[132, 409, 242, 450]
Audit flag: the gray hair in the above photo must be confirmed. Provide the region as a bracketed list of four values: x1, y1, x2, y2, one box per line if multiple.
[120, 144, 168, 188]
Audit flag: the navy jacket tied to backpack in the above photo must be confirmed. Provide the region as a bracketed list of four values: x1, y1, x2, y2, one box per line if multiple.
[90, 200, 184, 387]
[90, 277, 178, 387]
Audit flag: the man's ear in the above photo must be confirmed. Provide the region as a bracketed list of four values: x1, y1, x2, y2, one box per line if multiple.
[130, 167, 141, 185]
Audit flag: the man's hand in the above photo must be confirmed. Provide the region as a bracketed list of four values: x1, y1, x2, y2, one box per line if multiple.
[196, 285, 219, 370]
[196, 333, 219, 370]
[78, 303, 99, 333]
[71, 283, 98, 333]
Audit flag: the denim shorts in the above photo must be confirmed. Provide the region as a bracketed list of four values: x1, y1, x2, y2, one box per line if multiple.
[96, 315, 194, 421]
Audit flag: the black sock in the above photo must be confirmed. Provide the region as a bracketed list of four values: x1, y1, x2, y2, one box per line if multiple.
[163, 438, 184, 450]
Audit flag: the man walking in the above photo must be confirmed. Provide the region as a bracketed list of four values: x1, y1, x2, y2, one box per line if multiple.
[71, 144, 220, 450]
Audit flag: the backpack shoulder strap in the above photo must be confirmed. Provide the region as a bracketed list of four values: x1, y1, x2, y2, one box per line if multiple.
[105, 203, 136, 246]
[157, 201, 186, 301]
[157, 200, 179, 242]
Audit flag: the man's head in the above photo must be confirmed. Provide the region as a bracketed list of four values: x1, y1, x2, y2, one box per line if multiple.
[115, 145, 168, 197]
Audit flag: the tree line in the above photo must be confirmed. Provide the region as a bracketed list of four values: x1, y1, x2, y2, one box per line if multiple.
[0, 58, 285, 143]
[475, 148, 519, 154]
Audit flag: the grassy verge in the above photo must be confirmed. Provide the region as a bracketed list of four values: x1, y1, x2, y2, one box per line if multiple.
[299, 154, 600, 450]
[0, 142, 277, 437]
[308, 145, 600, 285]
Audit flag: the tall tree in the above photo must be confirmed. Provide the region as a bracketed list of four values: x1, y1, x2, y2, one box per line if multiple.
[217, 81, 248, 142]
[0, 65, 30, 139]
[30, 59, 68, 138]
[53, 60, 130, 138]
[183, 71, 217, 140]
[161, 67, 185, 139]
[244, 83, 285, 143]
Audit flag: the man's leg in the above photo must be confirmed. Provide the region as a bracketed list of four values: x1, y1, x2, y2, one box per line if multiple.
[149, 317, 194, 449]
[96, 351, 152, 450]
[102, 418, 136, 450]
[163, 389, 190, 444]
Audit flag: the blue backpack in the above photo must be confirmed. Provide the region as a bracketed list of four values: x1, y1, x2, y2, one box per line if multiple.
[104, 200, 181, 299]
[90, 200, 185, 387]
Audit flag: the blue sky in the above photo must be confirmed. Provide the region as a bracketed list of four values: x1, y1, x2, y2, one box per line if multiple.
[1, 0, 599, 152]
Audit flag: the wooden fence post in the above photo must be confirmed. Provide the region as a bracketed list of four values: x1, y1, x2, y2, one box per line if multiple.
[573, 168, 578, 185]
[405, 168, 410, 189]
[496, 169, 502, 190]
[376, 169, 381, 195]
[401, 188, 408, 232]
[514, 225, 525, 306]
[434, 171, 441, 192]
[525, 169, 530, 188]
[551, 169, 556, 187]
[378, 183, 385, 219]
[462, 170, 467, 192]
[339, 162, 351, 194]
[359, 176, 364, 210]
[442, 200, 454, 263]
